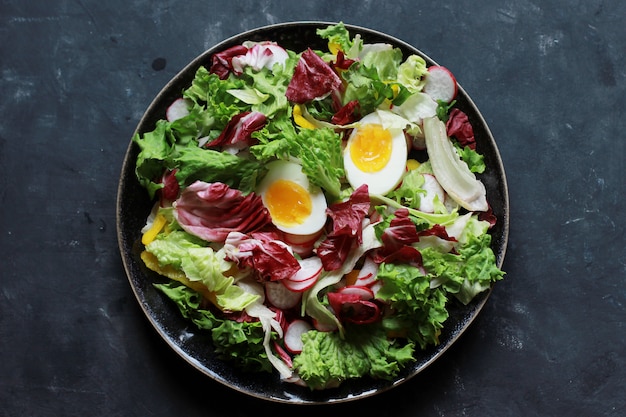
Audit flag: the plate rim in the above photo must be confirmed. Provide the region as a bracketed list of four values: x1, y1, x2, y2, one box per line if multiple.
[116, 20, 509, 405]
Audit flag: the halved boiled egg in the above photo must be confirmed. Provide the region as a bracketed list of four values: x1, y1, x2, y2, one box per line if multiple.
[256, 160, 328, 236]
[343, 111, 408, 195]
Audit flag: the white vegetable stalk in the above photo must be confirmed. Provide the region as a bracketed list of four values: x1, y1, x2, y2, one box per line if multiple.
[423, 117, 488, 212]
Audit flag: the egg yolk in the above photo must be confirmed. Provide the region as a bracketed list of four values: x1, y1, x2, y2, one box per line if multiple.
[350, 124, 392, 173]
[264, 179, 312, 227]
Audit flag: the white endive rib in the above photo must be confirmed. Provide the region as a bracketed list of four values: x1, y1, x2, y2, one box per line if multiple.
[423, 116, 488, 212]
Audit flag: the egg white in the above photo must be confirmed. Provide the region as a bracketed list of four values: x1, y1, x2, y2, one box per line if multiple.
[343, 111, 408, 195]
[256, 160, 328, 236]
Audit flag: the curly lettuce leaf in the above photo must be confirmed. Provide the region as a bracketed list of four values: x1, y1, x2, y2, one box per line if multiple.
[173, 146, 263, 194]
[361, 46, 403, 83]
[234, 60, 295, 117]
[342, 64, 394, 115]
[387, 169, 426, 209]
[296, 127, 345, 200]
[132, 120, 174, 199]
[183, 66, 248, 122]
[211, 319, 272, 373]
[316, 22, 354, 53]
[251, 114, 344, 200]
[421, 227, 504, 305]
[376, 263, 449, 349]
[455, 144, 486, 174]
[293, 325, 415, 390]
[397, 54, 428, 93]
[153, 282, 271, 372]
[169, 102, 219, 145]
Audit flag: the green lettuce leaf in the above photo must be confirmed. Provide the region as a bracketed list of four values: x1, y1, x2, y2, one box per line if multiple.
[173, 146, 263, 194]
[249, 113, 297, 160]
[292, 325, 415, 390]
[153, 281, 219, 329]
[435, 99, 457, 122]
[387, 169, 426, 209]
[341, 44, 410, 113]
[183, 66, 248, 124]
[146, 231, 259, 311]
[153, 282, 271, 372]
[145, 230, 207, 270]
[211, 319, 272, 373]
[251, 114, 344, 200]
[455, 144, 486, 174]
[421, 229, 504, 305]
[316, 22, 354, 53]
[342, 64, 393, 115]
[295, 127, 345, 200]
[397, 54, 428, 93]
[181, 246, 259, 311]
[376, 263, 449, 349]
[361, 46, 403, 82]
[169, 102, 219, 145]
[238, 62, 294, 117]
[132, 120, 174, 199]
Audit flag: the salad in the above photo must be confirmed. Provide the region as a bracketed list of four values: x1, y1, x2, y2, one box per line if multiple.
[132, 22, 504, 390]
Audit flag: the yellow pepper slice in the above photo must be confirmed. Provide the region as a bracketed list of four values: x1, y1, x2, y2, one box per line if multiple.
[293, 104, 317, 130]
[406, 159, 421, 171]
[328, 41, 342, 55]
[141, 213, 167, 246]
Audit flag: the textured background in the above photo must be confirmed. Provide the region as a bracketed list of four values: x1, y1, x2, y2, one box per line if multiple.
[1, 1, 624, 416]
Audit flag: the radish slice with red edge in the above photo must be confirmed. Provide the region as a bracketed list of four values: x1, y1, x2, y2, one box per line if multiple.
[423, 66, 457, 103]
[283, 231, 322, 258]
[289, 257, 323, 282]
[284, 319, 313, 354]
[355, 257, 379, 287]
[282, 256, 323, 292]
[265, 281, 302, 309]
[166, 98, 190, 122]
[282, 274, 318, 292]
[337, 285, 374, 300]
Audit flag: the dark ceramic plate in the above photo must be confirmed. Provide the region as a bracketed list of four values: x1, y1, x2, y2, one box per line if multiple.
[116, 21, 509, 404]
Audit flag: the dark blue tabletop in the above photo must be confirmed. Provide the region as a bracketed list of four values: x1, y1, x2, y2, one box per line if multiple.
[1, 1, 624, 416]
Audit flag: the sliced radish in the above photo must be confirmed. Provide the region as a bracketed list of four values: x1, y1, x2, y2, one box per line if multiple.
[265, 281, 302, 309]
[282, 275, 318, 292]
[283, 256, 323, 292]
[283, 230, 322, 246]
[288, 243, 314, 258]
[290, 256, 323, 281]
[424, 66, 457, 103]
[284, 319, 313, 354]
[355, 257, 379, 287]
[166, 98, 190, 122]
[337, 285, 374, 300]
[418, 173, 446, 213]
[283, 231, 322, 257]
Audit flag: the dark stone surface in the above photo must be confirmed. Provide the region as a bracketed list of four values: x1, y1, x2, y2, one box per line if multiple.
[0, 1, 624, 416]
